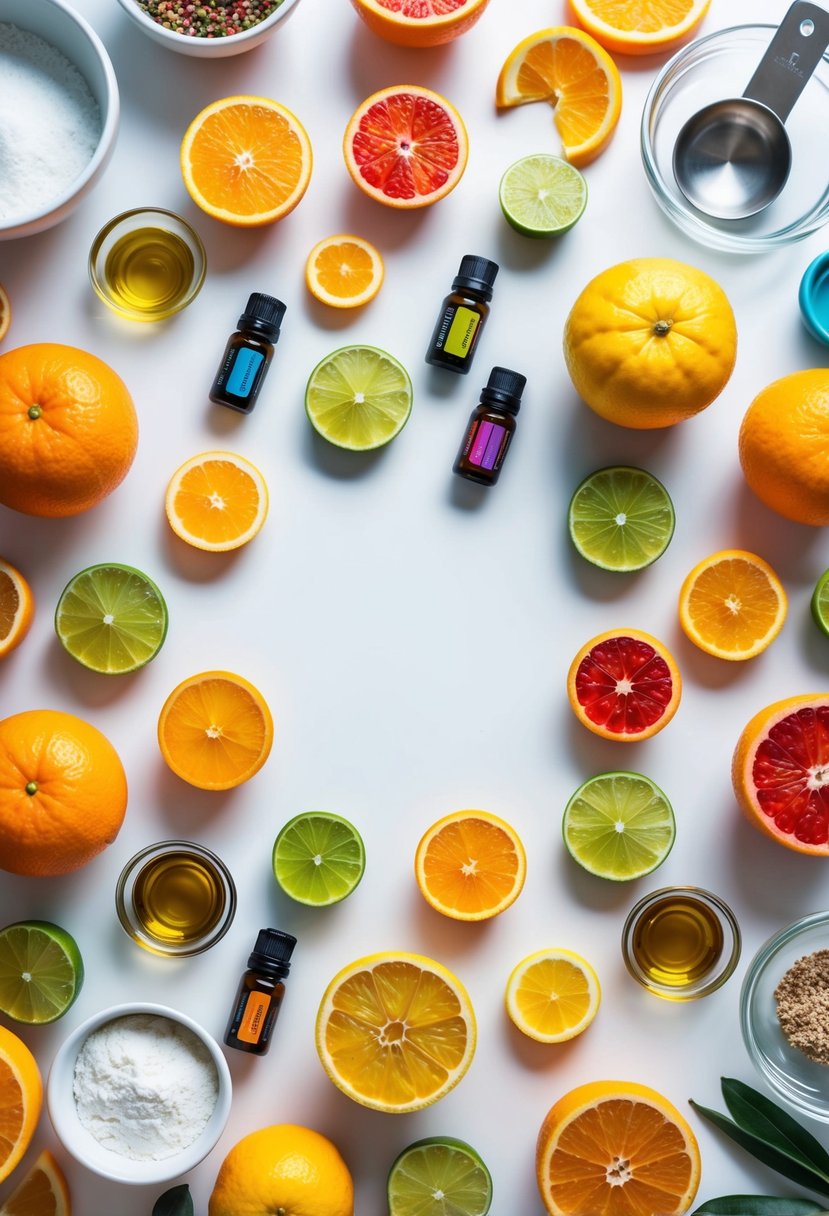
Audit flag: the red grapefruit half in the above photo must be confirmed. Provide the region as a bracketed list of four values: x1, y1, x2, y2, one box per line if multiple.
[567, 629, 682, 742]
[350, 0, 490, 46]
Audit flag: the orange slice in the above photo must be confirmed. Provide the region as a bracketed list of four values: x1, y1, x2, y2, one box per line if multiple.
[349, 0, 491, 46]
[567, 629, 681, 741]
[496, 28, 622, 167]
[0, 560, 34, 660]
[315, 951, 476, 1113]
[305, 235, 384, 309]
[343, 85, 468, 209]
[536, 1080, 700, 1216]
[679, 549, 787, 661]
[165, 451, 268, 552]
[0, 1025, 42, 1184]
[506, 948, 601, 1043]
[0, 1150, 70, 1216]
[568, 0, 711, 56]
[415, 809, 526, 921]
[181, 96, 312, 227]
[158, 670, 274, 790]
[0, 286, 10, 345]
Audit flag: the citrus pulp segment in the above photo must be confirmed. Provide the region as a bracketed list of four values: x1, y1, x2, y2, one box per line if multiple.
[0, 922, 83, 1025]
[812, 569, 829, 637]
[305, 345, 413, 450]
[678, 549, 787, 661]
[0, 286, 10, 344]
[0, 1024, 42, 1184]
[495, 28, 622, 167]
[387, 1137, 493, 1215]
[568, 466, 675, 571]
[181, 96, 313, 226]
[567, 629, 681, 741]
[273, 812, 366, 906]
[315, 952, 476, 1113]
[563, 772, 675, 880]
[305, 234, 384, 309]
[0, 1149, 70, 1216]
[567, 0, 711, 55]
[343, 86, 468, 208]
[55, 563, 168, 674]
[157, 670, 274, 790]
[414, 809, 527, 920]
[165, 451, 269, 552]
[506, 948, 600, 1043]
[0, 559, 34, 659]
[499, 155, 587, 237]
[350, 0, 491, 46]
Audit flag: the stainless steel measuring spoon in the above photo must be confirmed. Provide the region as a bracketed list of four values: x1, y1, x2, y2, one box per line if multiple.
[673, 0, 829, 220]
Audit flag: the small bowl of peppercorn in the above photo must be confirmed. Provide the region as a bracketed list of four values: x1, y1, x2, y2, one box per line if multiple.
[741, 911, 829, 1122]
[114, 0, 304, 57]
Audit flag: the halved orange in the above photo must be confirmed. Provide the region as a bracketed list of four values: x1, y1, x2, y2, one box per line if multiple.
[343, 85, 468, 209]
[415, 809, 526, 921]
[536, 1080, 700, 1216]
[0, 1150, 70, 1216]
[305, 235, 384, 309]
[0, 286, 10, 345]
[181, 96, 312, 227]
[349, 0, 490, 46]
[679, 549, 787, 661]
[496, 28, 622, 167]
[315, 951, 476, 1113]
[567, 629, 681, 741]
[0, 560, 34, 660]
[0, 1025, 42, 1184]
[568, 0, 711, 56]
[158, 670, 274, 790]
[165, 451, 268, 552]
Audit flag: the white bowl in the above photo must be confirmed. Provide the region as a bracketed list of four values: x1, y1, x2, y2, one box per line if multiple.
[114, 0, 304, 57]
[0, 0, 119, 241]
[47, 1002, 232, 1185]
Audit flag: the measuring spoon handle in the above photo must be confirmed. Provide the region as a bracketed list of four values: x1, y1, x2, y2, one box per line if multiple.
[743, 0, 829, 123]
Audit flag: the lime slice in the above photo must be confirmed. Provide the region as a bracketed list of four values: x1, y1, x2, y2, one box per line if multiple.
[273, 812, 366, 906]
[568, 465, 675, 572]
[0, 921, 84, 1024]
[388, 1136, 493, 1216]
[563, 772, 676, 881]
[811, 569, 829, 637]
[305, 345, 413, 450]
[499, 154, 587, 237]
[55, 562, 168, 674]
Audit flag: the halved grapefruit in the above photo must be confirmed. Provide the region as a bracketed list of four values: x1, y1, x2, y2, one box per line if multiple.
[567, 629, 681, 741]
[733, 694, 829, 855]
[350, 0, 490, 46]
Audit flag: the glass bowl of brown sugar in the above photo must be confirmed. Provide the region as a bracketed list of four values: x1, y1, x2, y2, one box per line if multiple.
[741, 911, 829, 1121]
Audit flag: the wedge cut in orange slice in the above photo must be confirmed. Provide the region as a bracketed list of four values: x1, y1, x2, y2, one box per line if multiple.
[305, 235, 384, 309]
[496, 27, 622, 167]
[679, 549, 787, 661]
[567, 628, 681, 741]
[0, 1025, 42, 1184]
[181, 96, 312, 226]
[165, 451, 268, 552]
[415, 809, 526, 921]
[0, 1149, 70, 1216]
[0, 559, 34, 660]
[568, 0, 711, 56]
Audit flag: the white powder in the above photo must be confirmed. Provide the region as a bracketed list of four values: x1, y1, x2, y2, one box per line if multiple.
[0, 23, 101, 220]
[73, 1014, 219, 1161]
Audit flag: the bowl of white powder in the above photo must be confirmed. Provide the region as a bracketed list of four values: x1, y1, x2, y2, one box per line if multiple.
[47, 1003, 232, 1184]
[0, 0, 119, 240]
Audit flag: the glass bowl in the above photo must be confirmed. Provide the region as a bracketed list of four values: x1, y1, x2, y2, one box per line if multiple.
[89, 207, 206, 322]
[641, 24, 829, 252]
[741, 911, 829, 1121]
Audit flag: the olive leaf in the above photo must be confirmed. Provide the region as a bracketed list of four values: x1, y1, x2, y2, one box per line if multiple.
[721, 1080, 829, 1179]
[692, 1197, 828, 1215]
[152, 1184, 194, 1216]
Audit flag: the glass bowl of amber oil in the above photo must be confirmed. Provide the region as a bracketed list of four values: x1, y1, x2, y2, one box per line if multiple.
[116, 840, 236, 957]
[621, 886, 741, 1001]
[89, 207, 206, 322]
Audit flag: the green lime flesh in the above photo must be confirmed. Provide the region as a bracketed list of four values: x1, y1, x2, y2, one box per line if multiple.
[273, 812, 366, 906]
[499, 154, 587, 238]
[811, 569, 829, 637]
[563, 772, 676, 881]
[305, 345, 413, 451]
[568, 466, 675, 572]
[55, 562, 168, 674]
[0, 920, 84, 1024]
[388, 1137, 493, 1216]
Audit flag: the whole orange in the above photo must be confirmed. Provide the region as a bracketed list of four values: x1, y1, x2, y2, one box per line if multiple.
[0, 343, 138, 517]
[209, 1124, 354, 1216]
[739, 369, 829, 526]
[349, 0, 490, 47]
[0, 709, 128, 876]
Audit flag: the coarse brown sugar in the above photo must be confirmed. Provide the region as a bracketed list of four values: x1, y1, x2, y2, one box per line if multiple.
[774, 948, 829, 1065]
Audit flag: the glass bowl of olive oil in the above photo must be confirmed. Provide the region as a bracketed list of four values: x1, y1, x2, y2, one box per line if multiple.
[621, 885, 741, 1001]
[116, 840, 236, 957]
[89, 207, 206, 322]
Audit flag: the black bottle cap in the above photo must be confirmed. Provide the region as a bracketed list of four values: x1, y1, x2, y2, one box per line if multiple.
[238, 293, 286, 340]
[452, 255, 499, 299]
[481, 366, 526, 414]
[249, 928, 296, 974]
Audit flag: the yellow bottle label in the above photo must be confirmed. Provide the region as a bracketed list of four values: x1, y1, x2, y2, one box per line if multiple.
[238, 991, 271, 1043]
[444, 306, 480, 357]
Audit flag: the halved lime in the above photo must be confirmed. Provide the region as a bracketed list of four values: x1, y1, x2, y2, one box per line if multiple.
[305, 345, 413, 451]
[273, 812, 366, 906]
[0, 921, 84, 1024]
[499, 154, 587, 238]
[55, 562, 168, 674]
[563, 772, 675, 881]
[568, 466, 675, 572]
[388, 1136, 493, 1216]
[811, 569, 829, 637]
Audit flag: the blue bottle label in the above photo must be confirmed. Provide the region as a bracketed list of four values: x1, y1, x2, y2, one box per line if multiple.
[226, 348, 265, 398]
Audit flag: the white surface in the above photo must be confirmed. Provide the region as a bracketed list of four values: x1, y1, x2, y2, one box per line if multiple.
[2, 1, 829, 1212]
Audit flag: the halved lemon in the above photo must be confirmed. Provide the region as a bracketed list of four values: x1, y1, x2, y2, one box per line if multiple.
[506, 948, 600, 1043]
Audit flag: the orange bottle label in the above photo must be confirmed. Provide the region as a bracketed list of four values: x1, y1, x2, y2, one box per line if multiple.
[237, 991, 271, 1044]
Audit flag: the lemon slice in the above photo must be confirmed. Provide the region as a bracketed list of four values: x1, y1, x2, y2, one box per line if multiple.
[506, 948, 600, 1042]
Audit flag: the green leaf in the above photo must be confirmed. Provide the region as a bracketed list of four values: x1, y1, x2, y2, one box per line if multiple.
[693, 1197, 827, 1215]
[722, 1080, 829, 1178]
[152, 1185, 194, 1216]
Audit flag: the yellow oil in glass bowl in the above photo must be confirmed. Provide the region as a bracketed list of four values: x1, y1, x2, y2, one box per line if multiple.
[89, 208, 206, 321]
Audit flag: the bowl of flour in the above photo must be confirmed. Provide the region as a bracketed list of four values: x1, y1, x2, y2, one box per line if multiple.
[47, 1003, 232, 1184]
[0, 0, 119, 240]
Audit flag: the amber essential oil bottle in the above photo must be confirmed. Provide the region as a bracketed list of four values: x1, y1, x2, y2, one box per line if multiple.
[425, 254, 498, 374]
[224, 928, 296, 1055]
[209, 292, 285, 413]
[453, 367, 526, 486]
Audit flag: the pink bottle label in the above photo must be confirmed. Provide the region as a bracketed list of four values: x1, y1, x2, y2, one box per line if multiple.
[468, 420, 507, 470]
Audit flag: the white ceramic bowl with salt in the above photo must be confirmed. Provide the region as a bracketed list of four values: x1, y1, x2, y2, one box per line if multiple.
[0, 0, 119, 241]
[47, 1002, 232, 1185]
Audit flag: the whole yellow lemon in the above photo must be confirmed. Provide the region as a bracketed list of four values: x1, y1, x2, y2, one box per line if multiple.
[208, 1123, 354, 1216]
